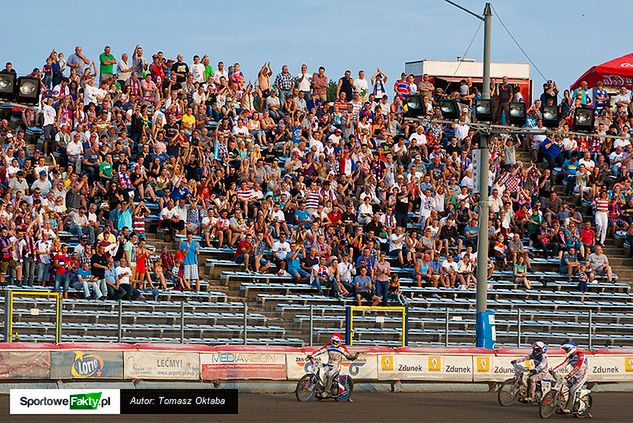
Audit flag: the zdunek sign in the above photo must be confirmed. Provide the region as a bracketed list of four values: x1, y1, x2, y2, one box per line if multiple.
[378, 354, 472, 381]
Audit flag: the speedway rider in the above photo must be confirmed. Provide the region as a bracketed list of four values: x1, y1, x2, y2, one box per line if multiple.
[511, 341, 549, 403]
[308, 333, 359, 396]
[552, 342, 588, 412]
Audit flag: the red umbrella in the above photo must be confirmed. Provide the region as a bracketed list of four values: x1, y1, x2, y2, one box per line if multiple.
[570, 53, 633, 90]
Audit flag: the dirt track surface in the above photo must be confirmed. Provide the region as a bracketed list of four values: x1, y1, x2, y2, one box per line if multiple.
[2, 392, 632, 422]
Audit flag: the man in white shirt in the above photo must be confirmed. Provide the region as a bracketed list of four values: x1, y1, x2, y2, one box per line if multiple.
[41, 97, 57, 153]
[489, 188, 504, 215]
[454, 113, 470, 140]
[613, 137, 631, 149]
[51, 80, 70, 102]
[173, 198, 188, 225]
[190, 55, 205, 84]
[296, 64, 311, 100]
[354, 70, 369, 102]
[115, 257, 133, 285]
[409, 125, 427, 146]
[83, 79, 105, 106]
[116, 53, 132, 86]
[578, 151, 595, 172]
[337, 256, 356, 285]
[614, 87, 630, 108]
[272, 233, 291, 274]
[213, 61, 228, 84]
[66, 133, 84, 173]
[36, 233, 52, 284]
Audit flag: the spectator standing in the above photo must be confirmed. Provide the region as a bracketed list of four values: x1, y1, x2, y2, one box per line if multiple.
[353, 266, 373, 306]
[593, 191, 610, 245]
[274, 65, 294, 103]
[296, 64, 311, 101]
[311, 67, 328, 102]
[180, 232, 201, 292]
[66, 46, 90, 74]
[374, 252, 391, 305]
[53, 244, 71, 298]
[98, 46, 116, 82]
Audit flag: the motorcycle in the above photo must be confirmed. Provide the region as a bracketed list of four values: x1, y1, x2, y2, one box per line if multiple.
[498, 362, 554, 406]
[295, 356, 355, 402]
[539, 370, 592, 419]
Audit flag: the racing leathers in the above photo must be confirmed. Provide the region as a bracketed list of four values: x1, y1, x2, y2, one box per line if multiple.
[310, 342, 357, 396]
[553, 350, 588, 411]
[515, 351, 549, 401]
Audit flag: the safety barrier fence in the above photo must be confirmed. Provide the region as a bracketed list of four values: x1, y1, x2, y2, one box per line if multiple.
[0, 343, 632, 383]
[2, 297, 612, 349]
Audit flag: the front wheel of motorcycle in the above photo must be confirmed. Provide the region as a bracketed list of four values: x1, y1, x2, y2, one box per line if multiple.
[574, 393, 592, 419]
[498, 378, 520, 406]
[334, 375, 354, 402]
[295, 375, 315, 402]
[539, 390, 558, 419]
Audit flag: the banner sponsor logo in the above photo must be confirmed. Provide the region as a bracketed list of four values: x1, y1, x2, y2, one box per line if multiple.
[476, 357, 490, 373]
[124, 352, 199, 380]
[381, 355, 394, 371]
[51, 351, 123, 379]
[286, 353, 377, 380]
[587, 355, 633, 382]
[10, 389, 120, 414]
[201, 352, 286, 380]
[602, 74, 633, 87]
[0, 352, 50, 379]
[428, 356, 441, 372]
[378, 355, 471, 381]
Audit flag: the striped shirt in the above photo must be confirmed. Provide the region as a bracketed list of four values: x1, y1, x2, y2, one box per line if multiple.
[594, 198, 609, 213]
[237, 189, 253, 201]
[394, 80, 410, 100]
[132, 214, 146, 234]
[305, 190, 321, 209]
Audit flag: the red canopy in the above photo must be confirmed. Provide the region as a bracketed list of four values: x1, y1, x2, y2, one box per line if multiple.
[571, 53, 633, 90]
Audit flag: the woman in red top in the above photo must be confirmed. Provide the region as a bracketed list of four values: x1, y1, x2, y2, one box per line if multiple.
[134, 239, 153, 290]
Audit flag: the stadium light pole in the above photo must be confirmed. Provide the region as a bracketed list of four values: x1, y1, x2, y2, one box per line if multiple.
[444, 1, 493, 348]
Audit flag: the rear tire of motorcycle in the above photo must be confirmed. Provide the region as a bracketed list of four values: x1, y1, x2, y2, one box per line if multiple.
[295, 375, 315, 402]
[498, 378, 519, 407]
[575, 393, 592, 419]
[335, 375, 354, 402]
[539, 391, 557, 419]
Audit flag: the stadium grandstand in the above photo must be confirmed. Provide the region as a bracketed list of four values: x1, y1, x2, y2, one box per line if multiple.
[1, 44, 633, 352]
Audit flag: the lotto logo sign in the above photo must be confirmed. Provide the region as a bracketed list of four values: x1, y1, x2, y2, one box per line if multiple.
[625, 357, 633, 372]
[428, 356, 441, 372]
[476, 357, 490, 372]
[381, 356, 394, 371]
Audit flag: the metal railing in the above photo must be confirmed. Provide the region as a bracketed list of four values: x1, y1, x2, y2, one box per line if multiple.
[0, 290, 611, 349]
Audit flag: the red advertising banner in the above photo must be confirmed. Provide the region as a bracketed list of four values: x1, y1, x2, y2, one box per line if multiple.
[0, 351, 50, 379]
[200, 352, 287, 380]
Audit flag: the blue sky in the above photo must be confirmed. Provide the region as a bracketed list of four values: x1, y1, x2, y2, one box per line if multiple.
[1, 0, 630, 94]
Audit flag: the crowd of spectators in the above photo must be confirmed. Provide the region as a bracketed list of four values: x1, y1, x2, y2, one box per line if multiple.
[0, 43, 630, 305]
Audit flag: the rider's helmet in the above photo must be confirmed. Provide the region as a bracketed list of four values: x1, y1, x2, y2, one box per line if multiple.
[330, 333, 343, 347]
[531, 341, 547, 358]
[561, 342, 577, 358]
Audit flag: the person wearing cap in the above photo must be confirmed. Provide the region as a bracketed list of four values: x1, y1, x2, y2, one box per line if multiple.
[30, 170, 52, 198]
